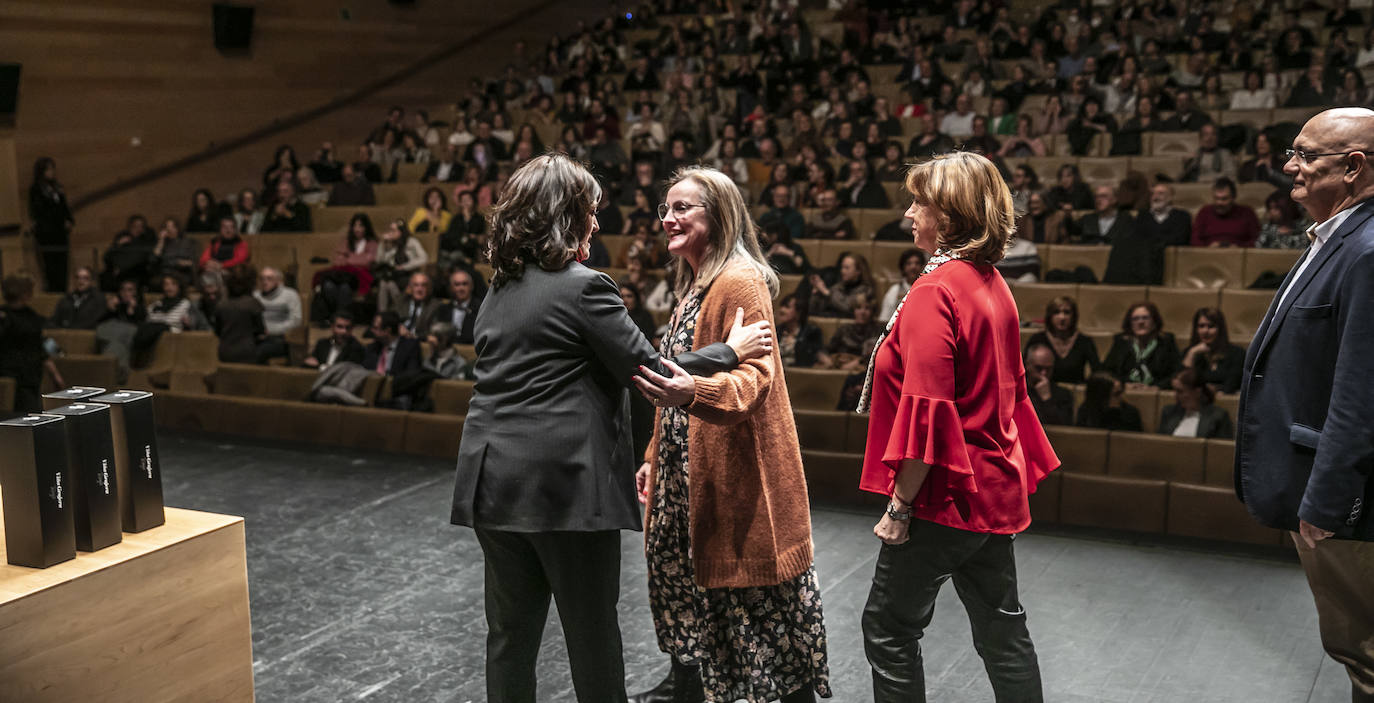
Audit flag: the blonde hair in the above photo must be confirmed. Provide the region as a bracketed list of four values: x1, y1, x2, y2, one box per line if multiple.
[903, 152, 1015, 264]
[665, 166, 779, 298]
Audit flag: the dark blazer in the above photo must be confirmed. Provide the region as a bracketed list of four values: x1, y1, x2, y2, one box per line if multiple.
[1073, 210, 1134, 245]
[1030, 383, 1075, 426]
[309, 336, 365, 367]
[1158, 403, 1234, 439]
[215, 295, 265, 364]
[363, 337, 422, 376]
[391, 297, 442, 338]
[450, 263, 737, 533]
[435, 297, 482, 345]
[1235, 198, 1374, 540]
[48, 290, 106, 329]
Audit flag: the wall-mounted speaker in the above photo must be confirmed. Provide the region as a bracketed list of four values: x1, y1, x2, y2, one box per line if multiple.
[212, 4, 255, 51]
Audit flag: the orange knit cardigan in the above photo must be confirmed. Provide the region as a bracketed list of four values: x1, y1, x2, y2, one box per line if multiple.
[643, 261, 814, 589]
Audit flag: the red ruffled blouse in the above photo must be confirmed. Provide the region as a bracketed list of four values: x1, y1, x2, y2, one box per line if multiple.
[859, 259, 1059, 534]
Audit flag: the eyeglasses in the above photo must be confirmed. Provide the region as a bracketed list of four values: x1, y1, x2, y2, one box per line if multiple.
[1284, 148, 1374, 165]
[658, 202, 706, 221]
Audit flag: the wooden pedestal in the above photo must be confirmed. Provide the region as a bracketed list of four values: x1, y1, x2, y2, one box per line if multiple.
[0, 491, 254, 702]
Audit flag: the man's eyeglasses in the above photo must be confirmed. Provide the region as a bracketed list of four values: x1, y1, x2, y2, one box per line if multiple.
[658, 202, 706, 221]
[1285, 148, 1374, 165]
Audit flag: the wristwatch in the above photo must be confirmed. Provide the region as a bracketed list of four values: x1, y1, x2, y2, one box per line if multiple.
[886, 499, 911, 521]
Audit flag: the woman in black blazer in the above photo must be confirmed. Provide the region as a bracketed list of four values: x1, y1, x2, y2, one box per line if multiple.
[1024, 295, 1100, 384]
[1103, 301, 1182, 389]
[1180, 307, 1246, 394]
[1158, 368, 1235, 439]
[449, 153, 772, 703]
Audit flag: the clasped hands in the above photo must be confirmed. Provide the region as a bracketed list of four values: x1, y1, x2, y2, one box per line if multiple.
[632, 306, 771, 408]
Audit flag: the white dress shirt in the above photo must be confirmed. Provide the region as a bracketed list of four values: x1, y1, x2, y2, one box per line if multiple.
[1275, 206, 1359, 312]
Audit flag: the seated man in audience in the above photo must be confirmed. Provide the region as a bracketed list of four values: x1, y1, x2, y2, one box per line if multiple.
[939, 92, 977, 138]
[392, 271, 440, 339]
[1026, 341, 1074, 426]
[363, 311, 423, 407]
[1184, 124, 1238, 183]
[758, 184, 805, 242]
[308, 142, 343, 184]
[1074, 185, 1132, 244]
[353, 144, 384, 184]
[805, 188, 856, 239]
[1192, 177, 1260, 247]
[1161, 90, 1213, 132]
[435, 269, 482, 345]
[1104, 183, 1192, 284]
[253, 266, 302, 364]
[328, 163, 377, 207]
[261, 180, 313, 233]
[47, 267, 104, 329]
[907, 114, 955, 159]
[422, 143, 463, 183]
[304, 312, 365, 371]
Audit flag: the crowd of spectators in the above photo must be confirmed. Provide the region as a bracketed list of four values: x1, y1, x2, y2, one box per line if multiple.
[14, 0, 1371, 418]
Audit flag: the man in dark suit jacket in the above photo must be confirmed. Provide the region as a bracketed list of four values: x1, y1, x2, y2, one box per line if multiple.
[1104, 184, 1192, 284]
[363, 311, 421, 377]
[1074, 185, 1134, 244]
[303, 313, 365, 370]
[1235, 108, 1374, 700]
[435, 269, 481, 345]
[391, 272, 441, 339]
[47, 267, 104, 329]
[1025, 342, 1074, 426]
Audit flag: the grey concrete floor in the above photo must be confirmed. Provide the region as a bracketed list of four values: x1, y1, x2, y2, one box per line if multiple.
[159, 432, 1352, 703]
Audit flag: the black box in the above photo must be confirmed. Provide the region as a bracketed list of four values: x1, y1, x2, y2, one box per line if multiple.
[41, 386, 108, 411]
[0, 415, 77, 568]
[90, 391, 164, 532]
[42, 404, 122, 552]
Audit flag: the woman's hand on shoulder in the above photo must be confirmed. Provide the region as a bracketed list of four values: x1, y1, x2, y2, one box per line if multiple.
[724, 306, 772, 362]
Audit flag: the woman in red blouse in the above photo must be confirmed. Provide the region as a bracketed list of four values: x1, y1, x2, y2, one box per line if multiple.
[856, 152, 1059, 703]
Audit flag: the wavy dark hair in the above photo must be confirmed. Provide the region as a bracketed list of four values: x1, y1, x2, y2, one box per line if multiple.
[1120, 300, 1165, 337]
[487, 153, 601, 289]
[347, 213, 376, 250]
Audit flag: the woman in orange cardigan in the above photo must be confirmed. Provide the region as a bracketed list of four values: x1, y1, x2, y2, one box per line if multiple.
[632, 166, 830, 703]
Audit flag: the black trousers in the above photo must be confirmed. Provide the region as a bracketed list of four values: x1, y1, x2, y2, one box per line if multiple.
[474, 527, 629, 703]
[862, 519, 1042, 703]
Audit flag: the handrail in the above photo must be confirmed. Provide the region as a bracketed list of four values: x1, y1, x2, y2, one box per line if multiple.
[69, 0, 563, 212]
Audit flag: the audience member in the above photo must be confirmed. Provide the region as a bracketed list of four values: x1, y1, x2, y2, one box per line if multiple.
[0, 274, 63, 412]
[409, 187, 453, 234]
[1074, 185, 1131, 244]
[1159, 368, 1235, 438]
[1046, 164, 1093, 211]
[100, 215, 157, 291]
[1018, 192, 1071, 244]
[1180, 307, 1245, 394]
[816, 295, 881, 371]
[1103, 301, 1182, 389]
[1185, 124, 1238, 183]
[304, 313, 365, 371]
[435, 269, 481, 345]
[186, 188, 226, 233]
[806, 189, 857, 239]
[1257, 191, 1312, 250]
[1076, 372, 1144, 431]
[353, 144, 384, 184]
[373, 219, 429, 314]
[48, 267, 104, 329]
[1192, 178, 1260, 247]
[215, 265, 266, 364]
[776, 292, 822, 368]
[201, 217, 251, 273]
[296, 167, 327, 206]
[838, 159, 891, 208]
[262, 180, 313, 233]
[1025, 296, 1101, 384]
[422, 322, 475, 381]
[363, 311, 422, 378]
[758, 183, 805, 241]
[393, 271, 440, 338]
[998, 115, 1047, 158]
[308, 142, 344, 184]
[422, 144, 463, 183]
[253, 266, 302, 363]
[1025, 340, 1074, 426]
[28, 157, 74, 293]
[878, 248, 926, 320]
[150, 217, 199, 285]
[1105, 184, 1192, 284]
[808, 252, 876, 318]
[234, 188, 266, 234]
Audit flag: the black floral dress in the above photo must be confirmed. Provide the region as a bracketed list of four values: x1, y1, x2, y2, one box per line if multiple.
[647, 289, 832, 703]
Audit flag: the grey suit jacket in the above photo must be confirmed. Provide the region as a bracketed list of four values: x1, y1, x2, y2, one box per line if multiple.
[449, 263, 736, 532]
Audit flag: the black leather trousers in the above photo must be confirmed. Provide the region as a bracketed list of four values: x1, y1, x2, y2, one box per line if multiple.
[861, 519, 1043, 703]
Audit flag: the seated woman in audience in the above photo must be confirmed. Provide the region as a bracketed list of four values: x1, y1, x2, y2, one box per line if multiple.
[373, 219, 429, 314]
[199, 217, 250, 274]
[1045, 164, 1093, 211]
[1239, 133, 1287, 187]
[100, 215, 157, 291]
[710, 137, 749, 187]
[1197, 73, 1228, 111]
[759, 220, 810, 275]
[776, 292, 823, 368]
[262, 145, 299, 195]
[1025, 296, 1101, 384]
[1009, 164, 1041, 214]
[552, 125, 588, 160]
[295, 167, 328, 206]
[1111, 95, 1161, 156]
[1180, 307, 1245, 394]
[1229, 70, 1277, 110]
[312, 213, 378, 324]
[1103, 301, 1181, 389]
[799, 158, 836, 208]
[233, 188, 266, 235]
[1333, 68, 1370, 106]
[998, 114, 1048, 158]
[875, 142, 907, 182]
[95, 278, 147, 383]
[186, 188, 226, 233]
[620, 253, 662, 303]
[422, 322, 475, 381]
[1019, 191, 1071, 244]
[437, 190, 486, 274]
[816, 294, 882, 371]
[808, 252, 876, 318]
[758, 163, 795, 206]
[1076, 372, 1144, 431]
[1065, 97, 1116, 156]
[878, 248, 927, 320]
[1257, 191, 1311, 249]
[408, 187, 452, 235]
[1159, 368, 1235, 439]
[215, 264, 266, 364]
[150, 217, 199, 285]
[1033, 94, 1071, 136]
[133, 274, 196, 358]
[617, 221, 668, 269]
[622, 188, 657, 236]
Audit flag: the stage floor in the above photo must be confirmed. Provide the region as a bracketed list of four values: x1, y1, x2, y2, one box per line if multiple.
[159, 432, 1351, 703]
